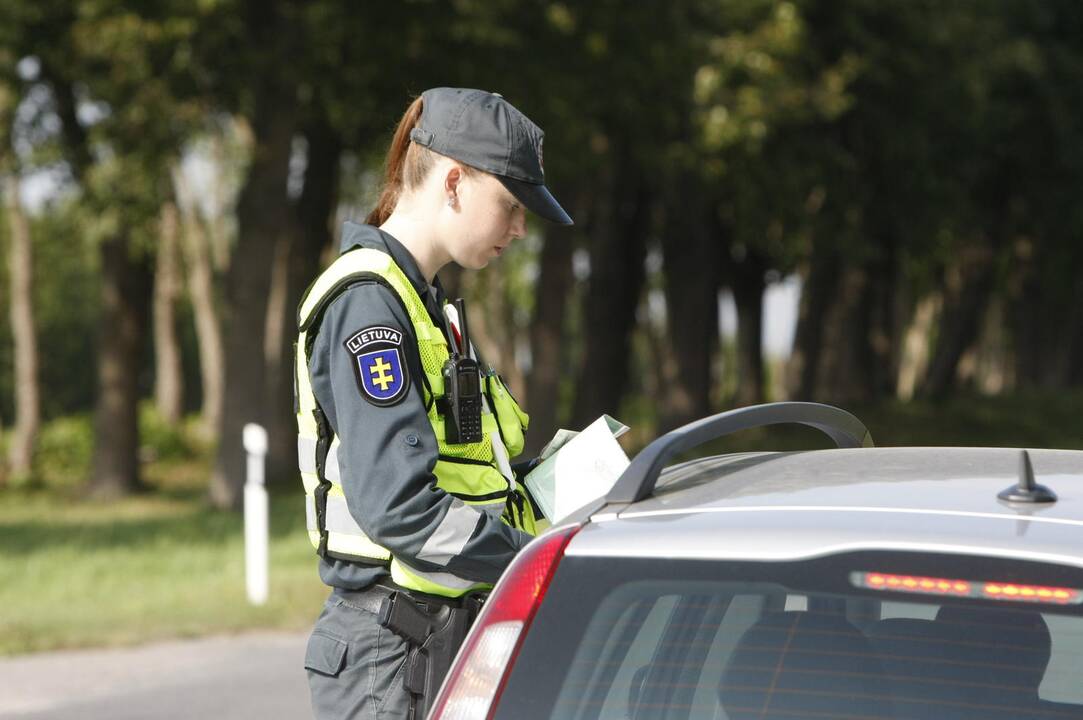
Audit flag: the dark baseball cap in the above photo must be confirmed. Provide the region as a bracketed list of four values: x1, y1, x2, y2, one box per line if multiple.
[409, 87, 573, 225]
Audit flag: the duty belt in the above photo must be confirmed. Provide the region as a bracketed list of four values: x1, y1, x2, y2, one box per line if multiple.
[333, 582, 480, 615]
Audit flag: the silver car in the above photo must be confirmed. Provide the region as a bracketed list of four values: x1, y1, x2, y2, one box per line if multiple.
[429, 402, 1083, 720]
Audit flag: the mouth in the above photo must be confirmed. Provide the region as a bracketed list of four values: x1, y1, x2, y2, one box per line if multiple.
[493, 245, 507, 256]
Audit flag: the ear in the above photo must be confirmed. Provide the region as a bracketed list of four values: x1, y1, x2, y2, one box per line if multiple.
[444, 165, 464, 198]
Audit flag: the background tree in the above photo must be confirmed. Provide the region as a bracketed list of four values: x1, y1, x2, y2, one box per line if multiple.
[2, 0, 1082, 502]
[1, 77, 39, 482]
[152, 199, 183, 424]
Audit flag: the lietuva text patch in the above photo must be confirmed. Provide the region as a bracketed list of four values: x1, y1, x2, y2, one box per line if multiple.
[344, 325, 410, 406]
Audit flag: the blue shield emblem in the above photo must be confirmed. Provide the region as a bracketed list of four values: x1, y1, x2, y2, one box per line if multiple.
[357, 348, 407, 404]
[344, 325, 410, 406]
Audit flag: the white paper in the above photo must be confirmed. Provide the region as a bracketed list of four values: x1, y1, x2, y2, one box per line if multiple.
[525, 415, 630, 522]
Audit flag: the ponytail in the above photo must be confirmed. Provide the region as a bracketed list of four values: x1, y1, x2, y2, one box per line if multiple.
[366, 96, 436, 226]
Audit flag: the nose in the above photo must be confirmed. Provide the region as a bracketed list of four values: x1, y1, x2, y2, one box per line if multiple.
[510, 208, 526, 240]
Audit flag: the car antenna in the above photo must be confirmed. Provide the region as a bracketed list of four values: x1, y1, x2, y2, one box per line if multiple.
[997, 450, 1057, 504]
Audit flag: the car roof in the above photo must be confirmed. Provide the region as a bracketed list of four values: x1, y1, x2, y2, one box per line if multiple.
[627, 447, 1083, 518]
[567, 447, 1083, 566]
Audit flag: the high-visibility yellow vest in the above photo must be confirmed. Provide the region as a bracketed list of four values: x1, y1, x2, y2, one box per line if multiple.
[295, 246, 538, 597]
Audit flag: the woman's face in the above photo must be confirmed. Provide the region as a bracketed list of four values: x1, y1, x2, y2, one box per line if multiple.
[444, 170, 527, 270]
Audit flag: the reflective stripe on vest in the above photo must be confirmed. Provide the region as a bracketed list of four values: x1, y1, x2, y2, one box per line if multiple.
[295, 246, 535, 597]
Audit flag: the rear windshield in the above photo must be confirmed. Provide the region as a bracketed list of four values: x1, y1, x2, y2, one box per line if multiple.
[496, 551, 1083, 720]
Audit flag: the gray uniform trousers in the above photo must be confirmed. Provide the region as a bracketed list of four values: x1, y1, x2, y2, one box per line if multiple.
[306, 590, 412, 720]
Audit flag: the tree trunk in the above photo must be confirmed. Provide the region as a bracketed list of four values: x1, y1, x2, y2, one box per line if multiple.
[570, 163, 651, 429]
[263, 231, 295, 488]
[1009, 249, 1041, 389]
[817, 237, 914, 403]
[48, 75, 151, 497]
[264, 231, 291, 381]
[265, 123, 342, 488]
[177, 198, 225, 439]
[210, 108, 297, 509]
[963, 296, 1010, 394]
[1009, 242, 1080, 391]
[5, 176, 39, 481]
[816, 263, 877, 404]
[896, 293, 941, 400]
[153, 200, 184, 424]
[865, 237, 903, 399]
[1046, 276, 1080, 390]
[89, 230, 153, 498]
[919, 242, 997, 400]
[658, 186, 720, 430]
[787, 245, 841, 400]
[731, 249, 767, 407]
[524, 228, 575, 456]
[1067, 277, 1083, 387]
[0, 416, 6, 487]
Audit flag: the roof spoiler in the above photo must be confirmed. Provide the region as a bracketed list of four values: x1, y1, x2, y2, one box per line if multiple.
[606, 402, 873, 505]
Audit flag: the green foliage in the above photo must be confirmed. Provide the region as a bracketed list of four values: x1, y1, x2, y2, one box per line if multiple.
[1, 0, 1082, 493]
[138, 402, 207, 463]
[694, 1, 857, 154]
[30, 414, 94, 490]
[29, 199, 101, 418]
[6, 406, 208, 491]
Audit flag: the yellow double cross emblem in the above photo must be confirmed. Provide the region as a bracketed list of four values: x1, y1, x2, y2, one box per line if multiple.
[368, 356, 396, 391]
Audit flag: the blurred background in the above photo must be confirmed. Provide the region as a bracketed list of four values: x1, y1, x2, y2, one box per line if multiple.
[1, 0, 1082, 656]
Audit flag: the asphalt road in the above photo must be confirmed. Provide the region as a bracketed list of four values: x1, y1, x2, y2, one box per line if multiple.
[0, 632, 313, 720]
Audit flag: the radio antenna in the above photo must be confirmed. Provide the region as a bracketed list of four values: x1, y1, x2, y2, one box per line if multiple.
[441, 304, 461, 358]
[455, 298, 469, 357]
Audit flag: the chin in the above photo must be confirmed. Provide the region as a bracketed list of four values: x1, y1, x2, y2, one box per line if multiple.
[456, 257, 488, 271]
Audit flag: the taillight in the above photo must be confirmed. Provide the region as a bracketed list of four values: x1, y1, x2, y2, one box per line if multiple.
[428, 523, 582, 720]
[853, 571, 1082, 605]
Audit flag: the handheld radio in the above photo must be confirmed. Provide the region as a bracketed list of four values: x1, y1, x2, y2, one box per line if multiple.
[441, 298, 483, 444]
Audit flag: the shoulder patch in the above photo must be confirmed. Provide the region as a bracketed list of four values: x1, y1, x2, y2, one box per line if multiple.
[344, 325, 410, 406]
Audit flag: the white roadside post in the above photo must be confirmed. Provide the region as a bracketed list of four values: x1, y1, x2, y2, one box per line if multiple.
[243, 423, 269, 605]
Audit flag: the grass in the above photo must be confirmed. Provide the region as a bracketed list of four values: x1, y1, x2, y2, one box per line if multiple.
[0, 484, 327, 655]
[2, 393, 1082, 656]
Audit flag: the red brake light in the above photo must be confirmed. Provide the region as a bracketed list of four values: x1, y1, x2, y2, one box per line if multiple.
[861, 573, 972, 597]
[983, 582, 1078, 603]
[854, 571, 1082, 605]
[429, 523, 582, 720]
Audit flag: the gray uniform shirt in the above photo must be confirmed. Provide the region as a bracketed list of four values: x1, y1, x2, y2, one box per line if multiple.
[310, 221, 532, 590]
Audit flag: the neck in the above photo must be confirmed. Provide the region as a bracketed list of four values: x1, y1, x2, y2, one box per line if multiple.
[379, 208, 450, 284]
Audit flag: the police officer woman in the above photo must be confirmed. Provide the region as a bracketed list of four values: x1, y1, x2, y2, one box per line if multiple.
[297, 87, 572, 720]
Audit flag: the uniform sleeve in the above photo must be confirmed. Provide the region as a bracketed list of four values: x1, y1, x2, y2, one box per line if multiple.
[309, 282, 532, 585]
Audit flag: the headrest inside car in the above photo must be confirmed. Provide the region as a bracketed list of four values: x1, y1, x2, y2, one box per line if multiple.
[719, 610, 892, 720]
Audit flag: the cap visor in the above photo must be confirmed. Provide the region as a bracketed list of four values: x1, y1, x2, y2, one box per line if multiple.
[498, 176, 573, 225]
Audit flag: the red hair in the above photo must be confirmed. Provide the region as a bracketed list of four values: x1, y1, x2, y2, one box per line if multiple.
[365, 96, 437, 226]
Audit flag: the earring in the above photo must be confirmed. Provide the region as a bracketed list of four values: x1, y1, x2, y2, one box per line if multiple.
[447, 195, 456, 208]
